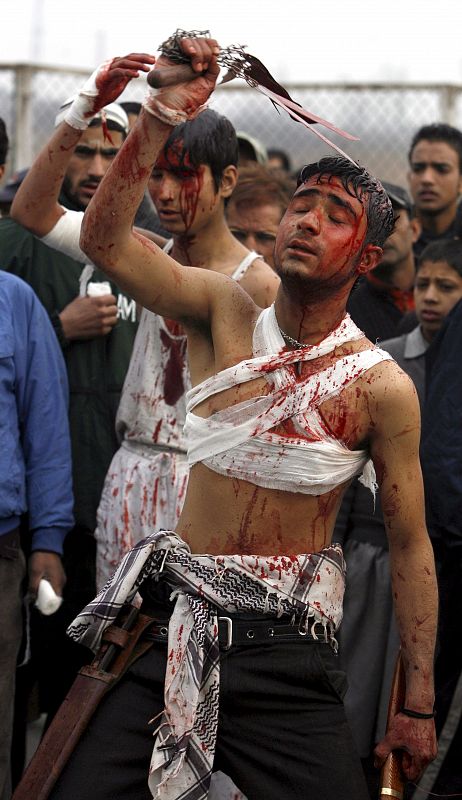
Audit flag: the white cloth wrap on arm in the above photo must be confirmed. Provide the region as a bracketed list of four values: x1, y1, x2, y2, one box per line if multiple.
[143, 83, 190, 126]
[143, 71, 208, 125]
[60, 64, 108, 130]
[41, 209, 89, 263]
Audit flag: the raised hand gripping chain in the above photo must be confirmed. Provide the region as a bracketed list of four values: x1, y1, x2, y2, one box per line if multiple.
[146, 28, 359, 159]
[143, 29, 219, 125]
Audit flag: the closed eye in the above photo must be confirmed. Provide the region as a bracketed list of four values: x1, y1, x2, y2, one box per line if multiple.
[255, 232, 277, 243]
[230, 229, 247, 243]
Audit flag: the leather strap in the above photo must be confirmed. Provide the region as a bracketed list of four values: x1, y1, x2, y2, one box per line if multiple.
[143, 616, 330, 649]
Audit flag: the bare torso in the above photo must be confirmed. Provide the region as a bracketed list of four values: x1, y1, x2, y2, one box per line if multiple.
[177, 330, 396, 555]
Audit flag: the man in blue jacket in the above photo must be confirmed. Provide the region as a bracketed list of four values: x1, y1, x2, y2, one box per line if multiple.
[0, 266, 74, 800]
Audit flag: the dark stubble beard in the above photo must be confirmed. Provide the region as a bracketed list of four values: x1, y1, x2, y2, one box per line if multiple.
[60, 175, 87, 212]
[274, 253, 360, 303]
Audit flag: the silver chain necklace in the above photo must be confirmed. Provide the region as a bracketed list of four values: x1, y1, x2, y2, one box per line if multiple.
[278, 325, 311, 349]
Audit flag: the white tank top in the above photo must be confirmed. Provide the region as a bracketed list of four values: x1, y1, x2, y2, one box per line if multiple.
[184, 305, 394, 495]
[116, 242, 259, 451]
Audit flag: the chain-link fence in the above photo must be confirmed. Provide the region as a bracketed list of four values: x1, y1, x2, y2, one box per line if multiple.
[2, 63, 462, 185]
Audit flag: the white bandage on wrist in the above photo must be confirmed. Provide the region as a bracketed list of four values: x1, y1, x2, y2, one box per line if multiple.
[62, 62, 110, 130]
[143, 85, 208, 127]
[143, 93, 190, 126]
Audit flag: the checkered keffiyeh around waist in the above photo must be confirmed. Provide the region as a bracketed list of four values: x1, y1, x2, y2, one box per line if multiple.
[67, 531, 345, 799]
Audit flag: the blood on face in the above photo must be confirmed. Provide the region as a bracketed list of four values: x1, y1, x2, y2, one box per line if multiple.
[150, 144, 207, 234]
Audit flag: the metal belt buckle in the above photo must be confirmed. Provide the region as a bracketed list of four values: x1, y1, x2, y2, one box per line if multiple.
[218, 616, 233, 650]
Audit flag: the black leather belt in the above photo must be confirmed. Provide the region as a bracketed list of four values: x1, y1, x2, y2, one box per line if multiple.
[143, 616, 329, 650]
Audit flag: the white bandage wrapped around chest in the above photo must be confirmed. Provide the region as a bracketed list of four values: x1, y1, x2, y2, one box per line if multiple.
[185, 305, 393, 495]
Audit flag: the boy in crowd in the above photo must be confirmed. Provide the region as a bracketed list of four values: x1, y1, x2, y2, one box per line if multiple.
[226, 164, 294, 269]
[408, 123, 462, 257]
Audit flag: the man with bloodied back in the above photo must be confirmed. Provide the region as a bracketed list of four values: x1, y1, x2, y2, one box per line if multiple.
[38, 36, 437, 800]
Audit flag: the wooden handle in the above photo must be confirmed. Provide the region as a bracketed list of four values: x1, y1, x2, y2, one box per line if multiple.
[13, 605, 151, 800]
[379, 651, 406, 800]
[379, 754, 405, 799]
[147, 64, 198, 88]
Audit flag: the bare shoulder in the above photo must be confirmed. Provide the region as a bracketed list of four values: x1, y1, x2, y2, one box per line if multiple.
[364, 356, 418, 397]
[361, 356, 421, 434]
[212, 270, 261, 326]
[239, 256, 280, 308]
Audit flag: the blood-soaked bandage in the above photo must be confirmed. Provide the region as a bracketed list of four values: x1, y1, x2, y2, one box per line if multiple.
[55, 62, 128, 135]
[58, 63, 111, 130]
[142, 92, 191, 126]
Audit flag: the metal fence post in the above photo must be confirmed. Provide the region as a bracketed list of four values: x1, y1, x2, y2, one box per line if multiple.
[440, 85, 459, 126]
[14, 65, 34, 170]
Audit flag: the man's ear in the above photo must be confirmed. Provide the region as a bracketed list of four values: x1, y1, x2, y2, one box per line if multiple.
[0, 165, 5, 181]
[356, 244, 383, 275]
[220, 165, 238, 199]
[410, 216, 421, 244]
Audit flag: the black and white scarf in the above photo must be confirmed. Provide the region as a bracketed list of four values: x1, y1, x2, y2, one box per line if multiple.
[68, 531, 345, 799]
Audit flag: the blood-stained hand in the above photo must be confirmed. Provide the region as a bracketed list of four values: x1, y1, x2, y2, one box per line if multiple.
[64, 53, 156, 130]
[146, 37, 220, 119]
[59, 294, 118, 340]
[374, 712, 437, 782]
[91, 53, 156, 114]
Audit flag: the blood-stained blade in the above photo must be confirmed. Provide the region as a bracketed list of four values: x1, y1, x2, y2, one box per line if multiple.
[256, 88, 357, 162]
[256, 84, 358, 141]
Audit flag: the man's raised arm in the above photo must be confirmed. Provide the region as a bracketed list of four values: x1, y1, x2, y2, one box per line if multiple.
[11, 53, 155, 238]
[370, 365, 438, 781]
[10, 54, 155, 343]
[80, 37, 227, 323]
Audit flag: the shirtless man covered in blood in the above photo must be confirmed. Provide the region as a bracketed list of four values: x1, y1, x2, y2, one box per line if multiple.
[48, 36, 437, 800]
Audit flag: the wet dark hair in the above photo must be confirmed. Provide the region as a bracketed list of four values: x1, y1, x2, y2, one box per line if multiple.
[408, 123, 462, 172]
[162, 109, 238, 192]
[418, 238, 462, 277]
[0, 117, 9, 166]
[297, 156, 394, 249]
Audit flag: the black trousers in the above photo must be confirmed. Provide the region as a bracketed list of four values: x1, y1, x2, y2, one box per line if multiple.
[50, 629, 369, 800]
[431, 538, 462, 794]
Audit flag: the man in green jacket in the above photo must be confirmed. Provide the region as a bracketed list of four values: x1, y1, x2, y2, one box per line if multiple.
[0, 99, 137, 719]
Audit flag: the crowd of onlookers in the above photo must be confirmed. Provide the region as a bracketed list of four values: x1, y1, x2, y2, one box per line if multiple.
[1, 67, 462, 800]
